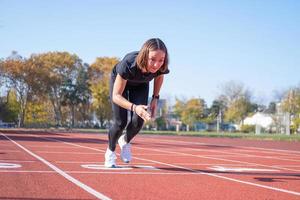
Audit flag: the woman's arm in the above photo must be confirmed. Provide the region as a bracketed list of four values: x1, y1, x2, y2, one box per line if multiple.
[112, 74, 151, 121]
[153, 75, 164, 97]
[150, 75, 164, 118]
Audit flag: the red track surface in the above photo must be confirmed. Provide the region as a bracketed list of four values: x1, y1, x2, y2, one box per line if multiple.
[0, 130, 299, 200]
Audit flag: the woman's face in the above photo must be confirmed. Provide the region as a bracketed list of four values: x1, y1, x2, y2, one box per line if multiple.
[147, 50, 165, 73]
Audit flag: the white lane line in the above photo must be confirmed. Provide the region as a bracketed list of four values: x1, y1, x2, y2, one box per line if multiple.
[0, 170, 248, 175]
[56, 161, 105, 164]
[209, 166, 280, 172]
[0, 160, 36, 163]
[36, 151, 100, 154]
[132, 151, 300, 196]
[0, 162, 22, 168]
[0, 170, 55, 173]
[0, 133, 111, 200]
[136, 146, 300, 173]
[37, 135, 300, 196]
[26, 145, 81, 148]
[81, 164, 133, 170]
[140, 139, 300, 171]
[148, 137, 300, 155]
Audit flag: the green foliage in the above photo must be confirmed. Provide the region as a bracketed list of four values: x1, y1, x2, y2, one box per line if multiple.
[28, 51, 85, 126]
[266, 102, 277, 114]
[24, 98, 54, 127]
[0, 90, 20, 123]
[291, 116, 300, 134]
[240, 124, 255, 133]
[0, 53, 30, 127]
[177, 98, 207, 127]
[61, 66, 91, 127]
[224, 97, 252, 123]
[89, 57, 119, 127]
[155, 116, 167, 130]
[173, 98, 185, 119]
[281, 89, 300, 115]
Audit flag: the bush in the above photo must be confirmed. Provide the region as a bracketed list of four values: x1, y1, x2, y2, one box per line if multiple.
[240, 125, 255, 133]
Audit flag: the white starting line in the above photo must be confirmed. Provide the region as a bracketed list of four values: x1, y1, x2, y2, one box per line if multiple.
[0, 162, 281, 172]
[81, 164, 158, 171]
[0, 162, 22, 169]
[209, 166, 280, 172]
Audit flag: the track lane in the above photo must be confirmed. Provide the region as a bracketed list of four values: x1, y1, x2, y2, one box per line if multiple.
[0, 132, 111, 200]
[1, 130, 300, 200]
[20, 132, 300, 199]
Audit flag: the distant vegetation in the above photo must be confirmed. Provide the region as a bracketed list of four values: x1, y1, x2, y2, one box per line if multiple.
[1, 51, 300, 134]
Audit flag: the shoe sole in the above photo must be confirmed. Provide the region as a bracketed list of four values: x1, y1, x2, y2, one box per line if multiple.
[104, 164, 117, 168]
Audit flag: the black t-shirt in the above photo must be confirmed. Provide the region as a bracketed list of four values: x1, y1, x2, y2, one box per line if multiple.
[111, 51, 169, 86]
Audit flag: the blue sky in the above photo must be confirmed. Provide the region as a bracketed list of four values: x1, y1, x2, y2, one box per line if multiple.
[1, 0, 300, 106]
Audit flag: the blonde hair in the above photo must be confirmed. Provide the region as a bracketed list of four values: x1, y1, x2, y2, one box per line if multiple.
[136, 38, 169, 73]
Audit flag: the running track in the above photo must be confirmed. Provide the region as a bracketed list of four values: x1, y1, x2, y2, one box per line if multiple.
[0, 130, 300, 200]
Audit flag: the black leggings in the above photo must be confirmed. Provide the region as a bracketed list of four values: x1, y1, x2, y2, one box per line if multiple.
[108, 77, 149, 151]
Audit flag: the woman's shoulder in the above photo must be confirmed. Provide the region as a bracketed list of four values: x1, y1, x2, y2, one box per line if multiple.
[123, 51, 139, 62]
[116, 51, 139, 79]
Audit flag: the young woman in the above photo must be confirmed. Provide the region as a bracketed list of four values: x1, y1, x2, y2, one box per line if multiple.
[105, 38, 169, 168]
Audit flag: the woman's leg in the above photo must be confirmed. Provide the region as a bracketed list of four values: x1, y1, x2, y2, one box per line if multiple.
[108, 103, 128, 151]
[126, 83, 149, 142]
[107, 76, 128, 151]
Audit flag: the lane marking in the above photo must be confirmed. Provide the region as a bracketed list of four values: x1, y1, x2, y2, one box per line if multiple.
[136, 140, 300, 172]
[81, 164, 133, 170]
[150, 140, 300, 161]
[81, 164, 159, 171]
[0, 160, 36, 163]
[209, 166, 280, 172]
[0, 133, 111, 200]
[136, 146, 300, 173]
[36, 151, 100, 154]
[147, 137, 300, 155]
[132, 149, 300, 196]
[0, 162, 22, 169]
[0, 170, 55, 173]
[36, 135, 300, 196]
[135, 165, 159, 170]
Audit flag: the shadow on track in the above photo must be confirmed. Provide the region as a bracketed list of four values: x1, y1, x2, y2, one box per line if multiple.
[156, 167, 300, 183]
[0, 130, 107, 144]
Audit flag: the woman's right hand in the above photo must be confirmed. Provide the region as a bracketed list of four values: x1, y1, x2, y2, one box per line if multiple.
[134, 105, 151, 122]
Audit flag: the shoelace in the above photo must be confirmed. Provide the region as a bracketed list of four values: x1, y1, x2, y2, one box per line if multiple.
[107, 153, 116, 161]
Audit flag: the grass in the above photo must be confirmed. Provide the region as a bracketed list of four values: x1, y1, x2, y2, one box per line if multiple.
[140, 130, 300, 142]
[70, 128, 300, 142]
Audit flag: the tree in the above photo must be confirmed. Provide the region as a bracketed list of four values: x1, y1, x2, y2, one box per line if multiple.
[0, 52, 30, 127]
[61, 64, 91, 127]
[218, 80, 253, 124]
[281, 88, 300, 133]
[281, 89, 300, 116]
[174, 98, 206, 131]
[0, 89, 20, 123]
[218, 80, 251, 107]
[265, 102, 277, 114]
[173, 98, 185, 120]
[27, 51, 83, 127]
[24, 96, 54, 127]
[224, 97, 252, 124]
[205, 100, 226, 123]
[89, 57, 119, 128]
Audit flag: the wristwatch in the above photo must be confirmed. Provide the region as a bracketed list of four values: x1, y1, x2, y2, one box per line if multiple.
[152, 95, 160, 99]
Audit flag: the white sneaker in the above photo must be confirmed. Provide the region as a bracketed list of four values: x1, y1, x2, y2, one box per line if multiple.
[104, 148, 117, 168]
[118, 134, 132, 163]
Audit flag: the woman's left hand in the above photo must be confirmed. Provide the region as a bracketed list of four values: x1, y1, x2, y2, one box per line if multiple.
[150, 98, 158, 118]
